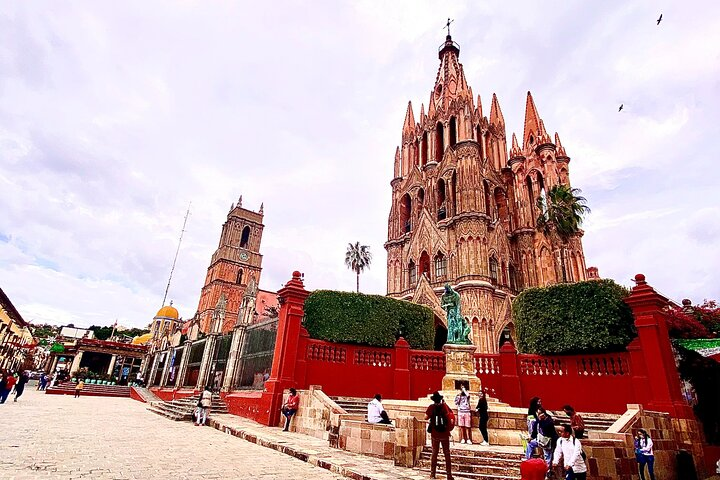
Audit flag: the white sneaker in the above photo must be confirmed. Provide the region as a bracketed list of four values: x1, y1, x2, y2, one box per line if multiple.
[467, 440, 473, 445]
[480, 441, 489, 446]
[460, 439, 466, 444]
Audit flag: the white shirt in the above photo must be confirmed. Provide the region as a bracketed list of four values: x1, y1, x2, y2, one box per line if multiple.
[367, 398, 384, 423]
[553, 436, 587, 473]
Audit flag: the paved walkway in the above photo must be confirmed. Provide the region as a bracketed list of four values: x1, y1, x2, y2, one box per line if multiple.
[3, 388, 344, 479]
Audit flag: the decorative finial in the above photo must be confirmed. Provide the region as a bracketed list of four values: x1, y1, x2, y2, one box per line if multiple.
[444, 17, 454, 36]
[169, 300, 173, 306]
[238, 195, 243, 207]
[230, 203, 234, 211]
[259, 202, 264, 214]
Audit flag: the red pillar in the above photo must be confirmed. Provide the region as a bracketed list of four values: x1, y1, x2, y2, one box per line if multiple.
[393, 337, 411, 400]
[625, 274, 693, 418]
[499, 341, 522, 407]
[260, 271, 310, 426]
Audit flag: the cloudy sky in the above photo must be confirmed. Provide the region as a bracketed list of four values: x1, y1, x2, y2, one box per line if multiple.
[1, 1, 718, 329]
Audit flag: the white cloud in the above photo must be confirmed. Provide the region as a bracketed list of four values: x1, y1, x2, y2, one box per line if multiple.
[1, 1, 719, 328]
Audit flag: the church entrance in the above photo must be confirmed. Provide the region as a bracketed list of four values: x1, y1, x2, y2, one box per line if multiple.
[433, 322, 447, 351]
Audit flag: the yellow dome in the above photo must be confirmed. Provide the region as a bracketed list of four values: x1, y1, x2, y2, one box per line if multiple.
[155, 304, 179, 319]
[132, 333, 153, 345]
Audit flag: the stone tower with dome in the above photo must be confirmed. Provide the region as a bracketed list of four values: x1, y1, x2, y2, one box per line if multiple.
[385, 34, 589, 353]
[195, 196, 265, 334]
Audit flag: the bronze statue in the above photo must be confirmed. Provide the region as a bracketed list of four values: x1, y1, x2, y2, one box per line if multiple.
[441, 283, 471, 344]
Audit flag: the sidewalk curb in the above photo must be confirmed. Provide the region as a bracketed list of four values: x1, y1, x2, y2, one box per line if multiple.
[207, 417, 391, 480]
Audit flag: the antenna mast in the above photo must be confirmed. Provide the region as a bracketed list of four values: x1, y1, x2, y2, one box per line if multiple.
[161, 203, 191, 308]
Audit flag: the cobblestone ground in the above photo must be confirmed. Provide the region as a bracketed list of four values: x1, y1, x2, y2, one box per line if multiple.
[4, 387, 343, 479]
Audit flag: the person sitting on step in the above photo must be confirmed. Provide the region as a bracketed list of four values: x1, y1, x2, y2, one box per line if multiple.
[367, 393, 392, 424]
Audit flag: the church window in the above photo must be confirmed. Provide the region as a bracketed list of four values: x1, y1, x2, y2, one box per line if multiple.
[529, 134, 534, 145]
[489, 256, 498, 285]
[408, 260, 417, 286]
[435, 253, 447, 279]
[414, 140, 420, 167]
[401, 193, 412, 233]
[559, 168, 569, 185]
[449, 117, 457, 146]
[419, 251, 431, 280]
[240, 226, 251, 248]
[437, 179, 446, 220]
[494, 187, 510, 229]
[483, 180, 491, 217]
[526, 175, 535, 218]
[418, 188, 425, 216]
[476, 126, 481, 143]
[237, 269, 244, 285]
[501, 260, 507, 286]
[436, 122, 445, 161]
[421, 131, 428, 166]
[451, 172, 457, 215]
[509, 264, 518, 291]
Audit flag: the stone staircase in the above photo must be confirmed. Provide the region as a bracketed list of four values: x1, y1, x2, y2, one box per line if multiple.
[330, 396, 371, 416]
[548, 411, 621, 435]
[416, 445, 523, 479]
[46, 382, 131, 398]
[147, 394, 229, 421]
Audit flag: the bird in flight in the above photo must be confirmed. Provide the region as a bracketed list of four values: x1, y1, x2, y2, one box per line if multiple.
[618, 104, 624, 112]
[657, 14, 663, 25]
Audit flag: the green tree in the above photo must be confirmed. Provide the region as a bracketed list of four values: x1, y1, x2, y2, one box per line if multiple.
[536, 184, 590, 282]
[345, 242, 372, 293]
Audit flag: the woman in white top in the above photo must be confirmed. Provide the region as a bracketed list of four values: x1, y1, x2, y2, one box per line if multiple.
[635, 429, 655, 480]
[553, 425, 587, 480]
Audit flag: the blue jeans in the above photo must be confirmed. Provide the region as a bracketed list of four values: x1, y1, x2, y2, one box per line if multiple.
[0, 388, 10, 403]
[525, 439, 551, 469]
[638, 454, 655, 480]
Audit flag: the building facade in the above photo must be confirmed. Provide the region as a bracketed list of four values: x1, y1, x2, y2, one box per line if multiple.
[195, 197, 265, 334]
[0, 288, 33, 371]
[385, 35, 588, 353]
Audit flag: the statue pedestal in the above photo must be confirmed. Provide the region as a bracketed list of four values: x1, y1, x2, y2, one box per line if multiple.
[441, 343, 481, 394]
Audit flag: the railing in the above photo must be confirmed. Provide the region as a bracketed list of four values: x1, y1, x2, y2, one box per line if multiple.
[574, 353, 630, 376]
[474, 354, 500, 375]
[410, 351, 445, 371]
[307, 342, 346, 363]
[355, 349, 391, 367]
[519, 356, 568, 376]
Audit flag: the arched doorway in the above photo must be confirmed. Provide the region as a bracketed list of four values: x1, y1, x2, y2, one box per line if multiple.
[434, 323, 448, 351]
[419, 251, 431, 280]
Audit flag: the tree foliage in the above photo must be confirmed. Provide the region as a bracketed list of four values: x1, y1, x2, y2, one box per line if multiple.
[665, 306, 711, 339]
[303, 290, 434, 349]
[345, 242, 372, 293]
[674, 342, 720, 444]
[536, 184, 590, 243]
[513, 279, 636, 355]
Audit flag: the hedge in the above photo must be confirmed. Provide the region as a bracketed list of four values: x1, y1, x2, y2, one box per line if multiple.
[513, 279, 636, 355]
[303, 290, 434, 349]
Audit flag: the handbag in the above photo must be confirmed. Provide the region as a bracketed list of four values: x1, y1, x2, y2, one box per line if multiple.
[537, 432, 551, 449]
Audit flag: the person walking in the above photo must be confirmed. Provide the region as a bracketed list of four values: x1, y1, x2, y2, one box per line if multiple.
[195, 386, 212, 426]
[0, 371, 7, 404]
[476, 389, 490, 446]
[14, 371, 29, 402]
[74, 379, 84, 398]
[454, 386, 473, 444]
[2, 372, 17, 404]
[553, 425, 587, 480]
[426, 391, 455, 480]
[635, 429, 656, 480]
[562, 405, 585, 439]
[281, 388, 300, 431]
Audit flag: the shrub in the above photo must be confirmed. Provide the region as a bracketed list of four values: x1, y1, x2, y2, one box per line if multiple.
[303, 290, 434, 349]
[513, 279, 636, 355]
[665, 306, 711, 339]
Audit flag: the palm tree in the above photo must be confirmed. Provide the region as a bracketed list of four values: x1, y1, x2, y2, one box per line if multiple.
[536, 184, 590, 282]
[345, 242, 372, 293]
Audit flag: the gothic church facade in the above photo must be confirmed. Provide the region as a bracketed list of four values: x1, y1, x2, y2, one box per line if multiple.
[385, 35, 589, 353]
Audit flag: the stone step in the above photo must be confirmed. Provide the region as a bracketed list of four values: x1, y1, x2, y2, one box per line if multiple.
[421, 446, 524, 461]
[416, 445, 523, 479]
[416, 466, 521, 480]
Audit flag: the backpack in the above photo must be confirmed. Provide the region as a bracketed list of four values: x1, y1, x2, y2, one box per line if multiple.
[429, 404, 449, 433]
[572, 437, 587, 461]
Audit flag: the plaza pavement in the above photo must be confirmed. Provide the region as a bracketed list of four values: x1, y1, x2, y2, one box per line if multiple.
[3, 386, 346, 479]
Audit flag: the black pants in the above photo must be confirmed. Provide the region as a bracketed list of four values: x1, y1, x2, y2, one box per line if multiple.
[14, 384, 25, 400]
[478, 415, 489, 442]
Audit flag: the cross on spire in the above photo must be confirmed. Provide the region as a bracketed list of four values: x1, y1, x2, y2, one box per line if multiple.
[444, 17, 454, 36]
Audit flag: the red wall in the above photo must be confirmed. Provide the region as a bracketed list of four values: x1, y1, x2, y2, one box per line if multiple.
[149, 387, 197, 402]
[222, 391, 269, 423]
[130, 387, 145, 403]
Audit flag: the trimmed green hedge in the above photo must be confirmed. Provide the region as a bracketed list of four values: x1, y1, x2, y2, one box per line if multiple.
[513, 279, 636, 355]
[303, 290, 434, 349]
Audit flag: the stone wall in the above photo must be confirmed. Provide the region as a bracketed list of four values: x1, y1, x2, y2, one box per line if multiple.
[276, 386, 344, 441]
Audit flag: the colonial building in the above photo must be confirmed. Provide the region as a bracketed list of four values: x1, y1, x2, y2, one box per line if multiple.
[195, 196, 266, 334]
[385, 34, 589, 353]
[0, 287, 34, 371]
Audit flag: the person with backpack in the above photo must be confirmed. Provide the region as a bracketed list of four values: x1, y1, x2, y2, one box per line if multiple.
[553, 425, 587, 480]
[425, 391, 455, 479]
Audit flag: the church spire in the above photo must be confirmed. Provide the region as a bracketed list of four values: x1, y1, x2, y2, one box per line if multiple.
[403, 101, 416, 137]
[523, 91, 543, 149]
[489, 93, 505, 128]
[509, 132, 523, 159]
[555, 132, 568, 159]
